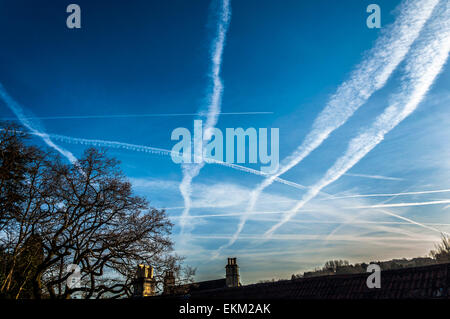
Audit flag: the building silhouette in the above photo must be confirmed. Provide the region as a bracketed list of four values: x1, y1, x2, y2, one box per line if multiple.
[132, 264, 156, 297]
[133, 257, 241, 297]
[133, 258, 450, 299]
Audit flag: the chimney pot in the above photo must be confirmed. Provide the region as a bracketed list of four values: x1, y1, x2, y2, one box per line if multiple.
[225, 257, 240, 288]
[133, 264, 156, 297]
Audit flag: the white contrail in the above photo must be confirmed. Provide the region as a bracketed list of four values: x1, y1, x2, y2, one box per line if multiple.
[219, 0, 440, 251]
[376, 209, 450, 236]
[324, 186, 441, 240]
[164, 193, 450, 212]
[47, 132, 309, 191]
[325, 204, 450, 242]
[170, 199, 450, 219]
[0, 84, 77, 164]
[346, 199, 450, 209]
[344, 173, 404, 181]
[265, 1, 450, 238]
[13, 129, 450, 214]
[179, 0, 231, 232]
[193, 234, 438, 243]
[163, 187, 450, 210]
[0, 111, 273, 121]
[323, 188, 450, 200]
[50, 133, 174, 156]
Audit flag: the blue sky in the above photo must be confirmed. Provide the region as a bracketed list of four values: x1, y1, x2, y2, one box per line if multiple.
[0, 0, 449, 284]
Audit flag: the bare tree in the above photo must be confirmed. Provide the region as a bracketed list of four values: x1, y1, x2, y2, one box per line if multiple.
[0, 124, 192, 299]
[0, 123, 39, 231]
[0, 123, 45, 297]
[430, 234, 450, 263]
[324, 260, 349, 273]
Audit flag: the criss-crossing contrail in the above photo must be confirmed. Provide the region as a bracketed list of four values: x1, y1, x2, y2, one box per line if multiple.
[162, 187, 450, 210]
[264, 1, 450, 238]
[323, 188, 450, 200]
[0, 84, 77, 164]
[218, 0, 440, 251]
[30, 132, 448, 243]
[194, 234, 438, 243]
[169, 199, 450, 220]
[376, 209, 450, 237]
[345, 199, 450, 209]
[324, 183, 412, 237]
[179, 0, 231, 232]
[45, 132, 310, 190]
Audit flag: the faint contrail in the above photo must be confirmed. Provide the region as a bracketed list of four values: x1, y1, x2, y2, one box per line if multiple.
[344, 173, 404, 181]
[193, 234, 438, 243]
[170, 199, 450, 220]
[325, 185, 420, 240]
[0, 84, 77, 164]
[323, 188, 450, 200]
[345, 199, 450, 209]
[0, 111, 273, 121]
[170, 199, 450, 219]
[325, 222, 442, 243]
[322, 199, 450, 239]
[219, 0, 440, 251]
[11, 128, 450, 213]
[265, 1, 450, 238]
[173, 214, 450, 228]
[163, 187, 450, 211]
[179, 0, 231, 232]
[377, 209, 450, 236]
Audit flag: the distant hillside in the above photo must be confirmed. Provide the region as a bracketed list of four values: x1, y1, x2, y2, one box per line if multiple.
[294, 257, 436, 279]
[290, 235, 450, 280]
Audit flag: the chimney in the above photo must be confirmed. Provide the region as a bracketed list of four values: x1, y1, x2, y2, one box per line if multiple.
[132, 264, 156, 297]
[163, 271, 176, 295]
[225, 257, 240, 288]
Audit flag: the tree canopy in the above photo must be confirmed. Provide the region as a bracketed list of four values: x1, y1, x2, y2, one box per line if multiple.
[0, 123, 193, 299]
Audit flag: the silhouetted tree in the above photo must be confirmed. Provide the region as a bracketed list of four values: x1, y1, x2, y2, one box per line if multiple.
[0, 123, 39, 231]
[324, 260, 349, 273]
[430, 235, 450, 263]
[0, 123, 191, 299]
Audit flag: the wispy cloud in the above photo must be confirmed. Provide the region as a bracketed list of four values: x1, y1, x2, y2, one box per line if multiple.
[152, 178, 450, 255]
[219, 0, 440, 251]
[264, 1, 450, 238]
[169, 199, 450, 217]
[164, 187, 450, 210]
[0, 84, 77, 164]
[192, 234, 438, 243]
[172, 199, 450, 220]
[129, 178, 180, 191]
[179, 0, 231, 233]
